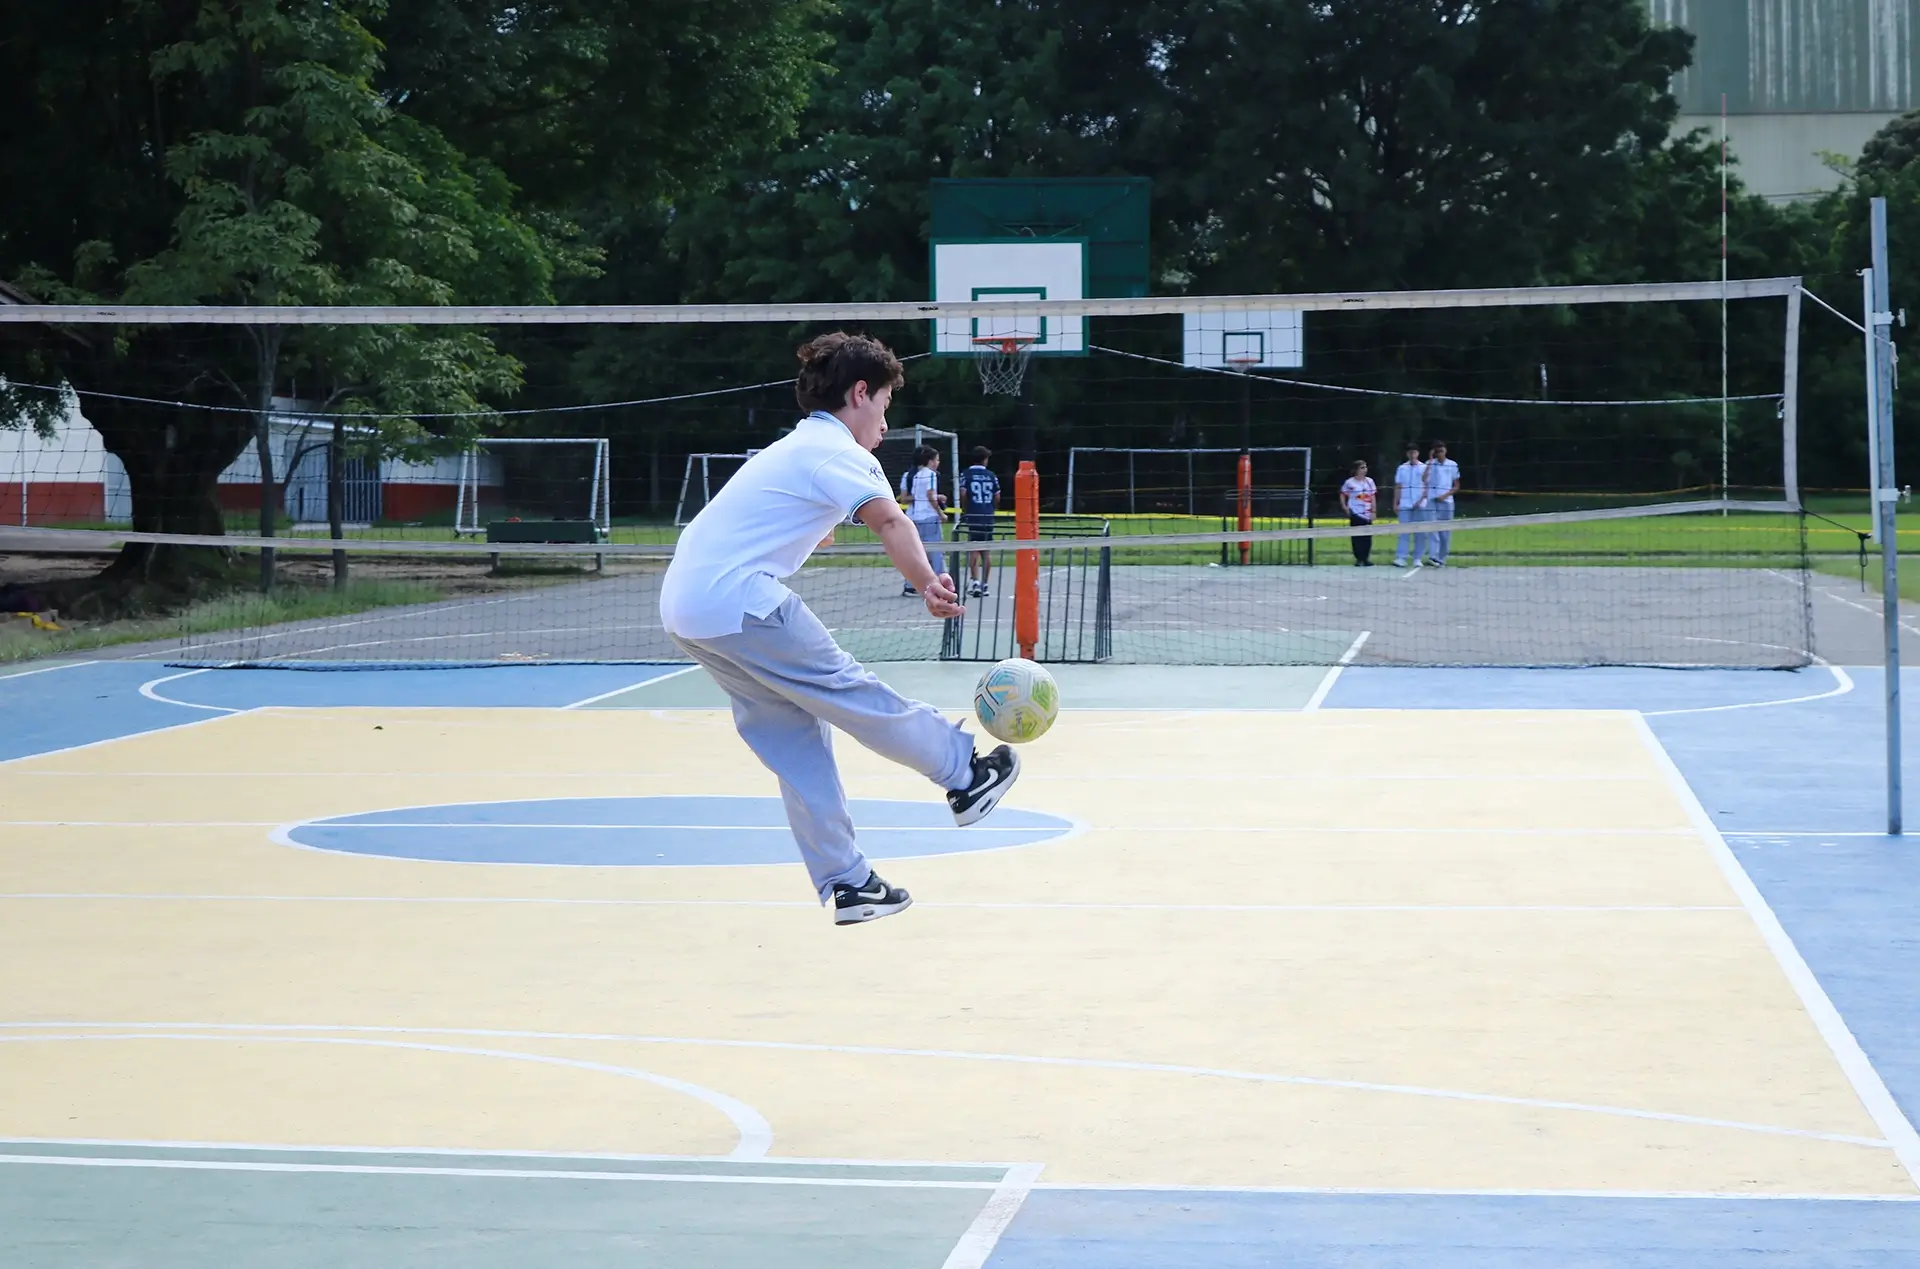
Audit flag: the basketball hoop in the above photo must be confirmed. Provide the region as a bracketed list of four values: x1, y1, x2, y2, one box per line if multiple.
[1224, 354, 1262, 374]
[972, 335, 1037, 397]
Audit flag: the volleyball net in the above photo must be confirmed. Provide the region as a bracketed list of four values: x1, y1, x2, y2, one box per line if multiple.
[0, 280, 1818, 668]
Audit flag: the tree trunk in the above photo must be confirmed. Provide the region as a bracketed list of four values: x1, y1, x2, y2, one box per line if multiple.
[251, 327, 283, 594]
[328, 416, 348, 586]
[87, 395, 253, 588]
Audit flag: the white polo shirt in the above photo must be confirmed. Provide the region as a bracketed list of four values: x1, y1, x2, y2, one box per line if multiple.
[906, 467, 942, 523]
[1394, 460, 1425, 511]
[1424, 458, 1461, 506]
[660, 411, 893, 639]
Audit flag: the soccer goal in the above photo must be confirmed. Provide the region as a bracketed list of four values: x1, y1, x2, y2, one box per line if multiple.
[674, 452, 760, 526]
[1065, 447, 1312, 519]
[454, 437, 611, 537]
[876, 426, 962, 512]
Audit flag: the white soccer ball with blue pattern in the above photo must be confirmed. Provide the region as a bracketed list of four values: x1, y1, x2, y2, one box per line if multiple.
[973, 658, 1059, 744]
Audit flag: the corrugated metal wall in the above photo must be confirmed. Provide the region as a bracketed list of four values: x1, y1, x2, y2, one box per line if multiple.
[1652, 0, 1918, 112]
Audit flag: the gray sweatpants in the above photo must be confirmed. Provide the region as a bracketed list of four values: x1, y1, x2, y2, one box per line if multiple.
[671, 594, 977, 901]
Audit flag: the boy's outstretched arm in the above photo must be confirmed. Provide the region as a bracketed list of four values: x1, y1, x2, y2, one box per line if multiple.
[857, 496, 964, 618]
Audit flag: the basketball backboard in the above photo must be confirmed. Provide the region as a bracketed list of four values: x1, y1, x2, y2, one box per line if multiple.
[929, 178, 1149, 298]
[930, 239, 1087, 355]
[1182, 309, 1305, 370]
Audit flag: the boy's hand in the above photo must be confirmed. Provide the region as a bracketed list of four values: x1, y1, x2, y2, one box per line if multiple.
[921, 574, 964, 619]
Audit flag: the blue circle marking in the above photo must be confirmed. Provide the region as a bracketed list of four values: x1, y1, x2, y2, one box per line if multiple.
[282, 796, 1075, 866]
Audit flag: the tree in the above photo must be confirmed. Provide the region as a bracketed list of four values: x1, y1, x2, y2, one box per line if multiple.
[0, 0, 567, 597]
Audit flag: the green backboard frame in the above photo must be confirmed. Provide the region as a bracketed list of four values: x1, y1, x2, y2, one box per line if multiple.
[929, 178, 1150, 299]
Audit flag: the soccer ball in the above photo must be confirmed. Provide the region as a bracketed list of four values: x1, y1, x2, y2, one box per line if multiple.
[973, 658, 1059, 744]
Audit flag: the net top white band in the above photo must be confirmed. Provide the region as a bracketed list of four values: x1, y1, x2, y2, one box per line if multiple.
[0, 278, 1801, 325]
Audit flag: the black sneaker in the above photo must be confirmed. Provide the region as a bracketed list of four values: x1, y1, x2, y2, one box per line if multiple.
[947, 744, 1021, 827]
[902, 584, 918, 596]
[832, 870, 912, 925]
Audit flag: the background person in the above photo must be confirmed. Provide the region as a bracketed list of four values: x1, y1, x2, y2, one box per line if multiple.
[1392, 443, 1428, 567]
[960, 445, 1001, 597]
[1423, 441, 1462, 566]
[1340, 460, 1377, 566]
[900, 445, 947, 596]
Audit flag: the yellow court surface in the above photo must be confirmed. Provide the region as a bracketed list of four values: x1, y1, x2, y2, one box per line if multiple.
[1, 694, 1908, 1200]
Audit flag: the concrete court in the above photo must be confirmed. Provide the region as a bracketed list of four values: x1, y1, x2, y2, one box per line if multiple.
[2, 659, 1919, 1267]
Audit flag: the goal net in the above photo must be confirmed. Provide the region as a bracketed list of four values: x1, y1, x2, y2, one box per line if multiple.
[454, 438, 611, 537]
[0, 279, 1820, 669]
[674, 452, 758, 526]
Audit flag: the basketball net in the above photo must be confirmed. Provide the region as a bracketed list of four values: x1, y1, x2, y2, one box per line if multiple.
[972, 336, 1036, 396]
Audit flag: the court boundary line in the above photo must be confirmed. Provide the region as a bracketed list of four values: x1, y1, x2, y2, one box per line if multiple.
[942, 1162, 1044, 1268]
[0, 1034, 773, 1160]
[0, 660, 99, 681]
[562, 665, 701, 709]
[0, 1138, 1910, 1202]
[1, 1021, 1889, 1150]
[0, 1135, 1020, 1169]
[1630, 712, 1920, 1188]
[0, 1153, 990, 1188]
[1302, 631, 1371, 712]
[0, 710, 249, 769]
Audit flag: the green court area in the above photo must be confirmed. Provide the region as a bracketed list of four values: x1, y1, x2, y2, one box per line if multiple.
[0, 1142, 1016, 1269]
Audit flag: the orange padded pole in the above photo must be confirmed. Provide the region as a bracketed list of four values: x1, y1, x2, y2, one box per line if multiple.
[1236, 452, 1253, 565]
[1014, 460, 1040, 658]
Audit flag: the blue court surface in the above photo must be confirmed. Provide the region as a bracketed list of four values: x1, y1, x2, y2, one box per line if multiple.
[4, 656, 1920, 1267]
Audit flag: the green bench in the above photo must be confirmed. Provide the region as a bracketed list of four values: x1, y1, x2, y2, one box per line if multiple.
[484, 519, 606, 572]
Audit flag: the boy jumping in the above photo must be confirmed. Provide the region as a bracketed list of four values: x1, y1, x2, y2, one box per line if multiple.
[659, 333, 1021, 925]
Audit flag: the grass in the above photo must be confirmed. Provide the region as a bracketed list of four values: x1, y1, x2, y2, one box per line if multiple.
[1812, 555, 1920, 604]
[0, 578, 444, 664]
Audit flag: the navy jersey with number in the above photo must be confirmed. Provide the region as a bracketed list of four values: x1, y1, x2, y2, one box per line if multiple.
[961, 465, 1000, 521]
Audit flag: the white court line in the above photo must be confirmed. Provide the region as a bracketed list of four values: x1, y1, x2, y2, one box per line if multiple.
[0, 660, 99, 681]
[1630, 713, 1920, 1187]
[1302, 630, 1371, 712]
[0, 1034, 772, 1159]
[1725, 831, 1906, 838]
[0, 1135, 1019, 1170]
[0, 895, 1744, 913]
[136, 668, 235, 713]
[562, 665, 701, 710]
[0, 1144, 1909, 1203]
[1644, 661, 1854, 717]
[4, 1021, 1887, 1151]
[942, 1162, 1044, 1269]
[0, 1154, 980, 1188]
[0, 710, 245, 769]
[1807, 580, 1920, 640]
[1027, 1181, 1920, 1201]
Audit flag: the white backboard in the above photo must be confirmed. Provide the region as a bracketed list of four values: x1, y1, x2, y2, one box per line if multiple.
[931, 240, 1087, 354]
[1183, 309, 1304, 370]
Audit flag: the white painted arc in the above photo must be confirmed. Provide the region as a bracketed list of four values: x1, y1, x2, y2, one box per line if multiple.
[0, 1021, 1886, 1151]
[136, 668, 234, 713]
[0, 1034, 772, 1160]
